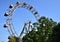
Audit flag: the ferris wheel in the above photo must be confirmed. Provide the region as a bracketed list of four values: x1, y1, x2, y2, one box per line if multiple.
[3, 1, 40, 42]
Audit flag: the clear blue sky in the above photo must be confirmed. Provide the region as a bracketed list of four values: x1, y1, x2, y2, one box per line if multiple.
[0, 0, 60, 42]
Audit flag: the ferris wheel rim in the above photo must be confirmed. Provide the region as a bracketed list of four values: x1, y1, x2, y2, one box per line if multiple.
[4, 1, 40, 37]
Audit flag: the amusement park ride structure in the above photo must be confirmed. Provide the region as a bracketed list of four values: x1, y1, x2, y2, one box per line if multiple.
[4, 1, 40, 42]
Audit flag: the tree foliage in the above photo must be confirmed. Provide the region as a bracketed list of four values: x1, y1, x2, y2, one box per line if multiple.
[8, 36, 19, 42]
[50, 22, 60, 42]
[8, 36, 16, 42]
[22, 16, 57, 42]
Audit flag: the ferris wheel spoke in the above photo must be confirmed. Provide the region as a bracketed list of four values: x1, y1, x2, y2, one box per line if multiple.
[11, 22, 18, 36]
[9, 24, 15, 36]
[7, 27, 13, 36]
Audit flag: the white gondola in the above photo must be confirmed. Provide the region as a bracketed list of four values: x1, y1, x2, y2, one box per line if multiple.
[34, 11, 38, 15]
[4, 24, 9, 28]
[29, 21, 32, 26]
[22, 2, 27, 7]
[29, 6, 33, 10]
[4, 12, 9, 16]
[9, 4, 14, 9]
[16, 1, 20, 6]
[23, 2, 27, 5]
[8, 36, 11, 39]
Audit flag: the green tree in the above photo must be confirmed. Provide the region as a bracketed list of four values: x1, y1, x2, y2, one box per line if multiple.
[22, 16, 57, 42]
[8, 36, 19, 42]
[8, 36, 16, 42]
[50, 22, 60, 42]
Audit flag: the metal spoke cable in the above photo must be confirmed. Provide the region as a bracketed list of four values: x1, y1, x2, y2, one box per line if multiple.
[11, 21, 18, 36]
